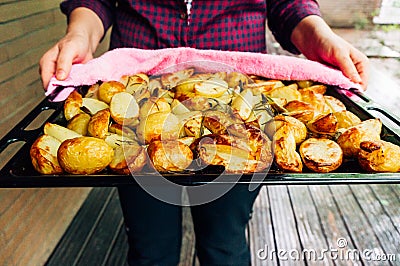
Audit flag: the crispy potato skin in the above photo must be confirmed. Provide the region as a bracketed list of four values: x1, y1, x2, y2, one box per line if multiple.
[64, 91, 83, 121]
[109, 144, 147, 174]
[67, 113, 91, 135]
[299, 138, 343, 173]
[358, 140, 400, 172]
[87, 109, 111, 139]
[98, 80, 126, 104]
[30, 135, 63, 174]
[136, 111, 180, 144]
[265, 115, 307, 145]
[58, 137, 114, 174]
[147, 140, 193, 172]
[273, 125, 303, 172]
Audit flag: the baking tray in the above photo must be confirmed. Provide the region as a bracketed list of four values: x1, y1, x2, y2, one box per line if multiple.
[0, 87, 400, 188]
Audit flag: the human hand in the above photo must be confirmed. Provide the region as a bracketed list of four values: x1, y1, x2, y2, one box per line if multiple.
[291, 16, 369, 90]
[39, 32, 94, 89]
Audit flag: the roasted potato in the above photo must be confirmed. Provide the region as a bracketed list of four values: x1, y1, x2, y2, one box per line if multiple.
[231, 89, 260, 121]
[109, 123, 137, 141]
[104, 133, 136, 149]
[82, 98, 109, 115]
[84, 83, 100, 99]
[203, 110, 241, 135]
[161, 68, 195, 89]
[268, 83, 301, 102]
[272, 125, 303, 172]
[333, 110, 361, 129]
[136, 111, 180, 144]
[109, 143, 147, 174]
[120, 73, 149, 95]
[44, 122, 81, 142]
[97, 80, 126, 104]
[58, 137, 114, 174]
[64, 91, 83, 121]
[358, 140, 400, 172]
[147, 140, 193, 172]
[324, 95, 346, 113]
[245, 80, 285, 94]
[139, 97, 171, 119]
[30, 134, 63, 174]
[110, 92, 139, 125]
[193, 77, 228, 98]
[299, 89, 326, 114]
[87, 108, 110, 139]
[226, 72, 248, 88]
[67, 113, 91, 135]
[299, 138, 343, 173]
[337, 118, 382, 157]
[301, 84, 327, 95]
[307, 113, 338, 134]
[264, 115, 307, 145]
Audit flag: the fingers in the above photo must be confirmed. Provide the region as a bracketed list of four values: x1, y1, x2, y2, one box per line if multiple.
[39, 46, 60, 90]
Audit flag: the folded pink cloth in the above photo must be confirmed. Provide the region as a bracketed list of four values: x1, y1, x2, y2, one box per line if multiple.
[46, 47, 361, 101]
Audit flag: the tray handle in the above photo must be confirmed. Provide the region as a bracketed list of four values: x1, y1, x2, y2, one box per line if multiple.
[0, 98, 63, 154]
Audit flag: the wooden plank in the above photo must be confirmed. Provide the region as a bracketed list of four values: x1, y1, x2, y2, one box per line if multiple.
[45, 187, 115, 266]
[77, 189, 124, 266]
[0, 9, 63, 44]
[249, 186, 278, 265]
[268, 186, 304, 266]
[288, 186, 334, 265]
[350, 185, 400, 261]
[103, 222, 129, 266]
[0, 0, 59, 23]
[329, 185, 389, 265]
[0, 189, 23, 215]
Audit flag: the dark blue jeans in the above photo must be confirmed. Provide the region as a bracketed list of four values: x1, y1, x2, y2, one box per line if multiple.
[118, 184, 261, 266]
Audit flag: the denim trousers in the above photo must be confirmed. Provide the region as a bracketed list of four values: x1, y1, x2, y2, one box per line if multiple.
[118, 184, 261, 266]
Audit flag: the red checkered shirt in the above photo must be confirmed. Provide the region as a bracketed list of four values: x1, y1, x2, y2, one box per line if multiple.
[60, 0, 321, 54]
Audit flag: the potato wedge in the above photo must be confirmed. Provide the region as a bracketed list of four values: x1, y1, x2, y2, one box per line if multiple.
[109, 123, 137, 141]
[264, 115, 307, 145]
[161, 68, 195, 89]
[273, 125, 303, 172]
[231, 89, 260, 121]
[358, 140, 400, 172]
[324, 95, 346, 113]
[44, 122, 81, 143]
[98, 80, 126, 104]
[82, 98, 109, 115]
[147, 140, 193, 172]
[268, 83, 301, 102]
[139, 97, 171, 120]
[30, 134, 63, 174]
[58, 136, 114, 174]
[333, 110, 361, 129]
[110, 92, 139, 125]
[104, 133, 136, 149]
[67, 113, 91, 135]
[87, 108, 110, 139]
[109, 143, 147, 174]
[307, 113, 338, 134]
[299, 138, 343, 173]
[226, 72, 248, 88]
[194, 77, 228, 98]
[64, 91, 82, 121]
[120, 73, 149, 95]
[136, 111, 180, 144]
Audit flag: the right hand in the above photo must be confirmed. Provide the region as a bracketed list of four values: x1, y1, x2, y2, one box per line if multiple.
[39, 32, 95, 89]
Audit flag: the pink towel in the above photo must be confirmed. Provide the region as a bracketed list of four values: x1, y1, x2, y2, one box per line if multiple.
[46, 47, 361, 101]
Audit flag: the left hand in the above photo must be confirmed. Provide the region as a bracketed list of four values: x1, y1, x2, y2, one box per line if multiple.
[291, 15, 369, 90]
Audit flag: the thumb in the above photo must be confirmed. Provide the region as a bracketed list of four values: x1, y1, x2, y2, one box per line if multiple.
[337, 54, 363, 84]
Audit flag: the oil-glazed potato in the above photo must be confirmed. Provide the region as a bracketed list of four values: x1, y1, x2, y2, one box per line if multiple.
[333, 110, 361, 129]
[110, 92, 139, 126]
[264, 115, 307, 145]
[57, 136, 114, 174]
[283, 100, 315, 123]
[139, 97, 171, 120]
[97, 80, 126, 104]
[120, 73, 149, 95]
[337, 118, 382, 157]
[226, 72, 248, 88]
[203, 110, 240, 135]
[272, 125, 303, 172]
[64, 91, 82, 121]
[231, 89, 260, 121]
[44, 122, 81, 143]
[193, 77, 228, 98]
[82, 98, 109, 115]
[109, 143, 147, 174]
[299, 138, 343, 173]
[136, 111, 180, 144]
[109, 123, 137, 141]
[104, 133, 136, 149]
[299, 89, 326, 114]
[324, 95, 346, 113]
[245, 80, 285, 94]
[67, 113, 91, 135]
[358, 140, 400, 172]
[87, 108, 110, 139]
[147, 140, 193, 172]
[301, 84, 327, 95]
[85, 83, 100, 99]
[307, 113, 338, 134]
[30, 135, 63, 174]
[268, 83, 301, 102]
[161, 68, 195, 89]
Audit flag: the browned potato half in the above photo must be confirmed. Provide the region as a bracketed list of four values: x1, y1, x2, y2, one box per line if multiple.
[203, 110, 241, 135]
[194, 77, 228, 98]
[67, 113, 91, 135]
[300, 84, 327, 95]
[139, 97, 171, 119]
[299, 138, 343, 173]
[136, 111, 180, 144]
[171, 99, 191, 115]
[264, 115, 307, 145]
[161, 68, 195, 89]
[299, 89, 326, 114]
[87, 108, 110, 139]
[182, 112, 203, 138]
[296, 80, 313, 89]
[110, 92, 139, 125]
[268, 83, 301, 102]
[44, 122, 81, 142]
[272, 125, 303, 172]
[337, 118, 382, 157]
[82, 98, 109, 115]
[64, 91, 82, 121]
[120, 73, 149, 95]
[333, 110, 361, 129]
[245, 80, 285, 94]
[104, 133, 136, 149]
[98, 80, 126, 104]
[307, 113, 338, 134]
[358, 140, 400, 172]
[30, 134, 63, 174]
[109, 123, 137, 141]
[109, 143, 147, 174]
[58, 137, 114, 174]
[231, 89, 260, 120]
[85, 83, 100, 99]
[226, 72, 248, 88]
[324, 95, 346, 113]
[283, 100, 315, 123]
[147, 140, 193, 172]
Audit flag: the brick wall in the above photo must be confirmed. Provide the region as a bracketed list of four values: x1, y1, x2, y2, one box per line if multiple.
[318, 0, 382, 27]
[0, 1, 109, 265]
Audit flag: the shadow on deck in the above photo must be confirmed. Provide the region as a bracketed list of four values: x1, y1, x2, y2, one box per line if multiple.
[45, 185, 400, 266]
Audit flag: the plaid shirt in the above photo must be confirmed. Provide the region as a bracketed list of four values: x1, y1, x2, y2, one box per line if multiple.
[61, 0, 321, 54]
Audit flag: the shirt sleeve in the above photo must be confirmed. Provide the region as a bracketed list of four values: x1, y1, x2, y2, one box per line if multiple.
[266, 0, 321, 54]
[60, 0, 116, 36]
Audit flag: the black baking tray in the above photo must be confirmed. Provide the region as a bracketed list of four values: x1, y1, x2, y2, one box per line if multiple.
[1, 87, 400, 188]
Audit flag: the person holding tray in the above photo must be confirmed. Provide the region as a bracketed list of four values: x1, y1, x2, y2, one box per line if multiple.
[39, 1, 369, 265]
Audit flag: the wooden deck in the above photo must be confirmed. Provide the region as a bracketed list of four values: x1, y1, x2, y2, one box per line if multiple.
[45, 185, 400, 266]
